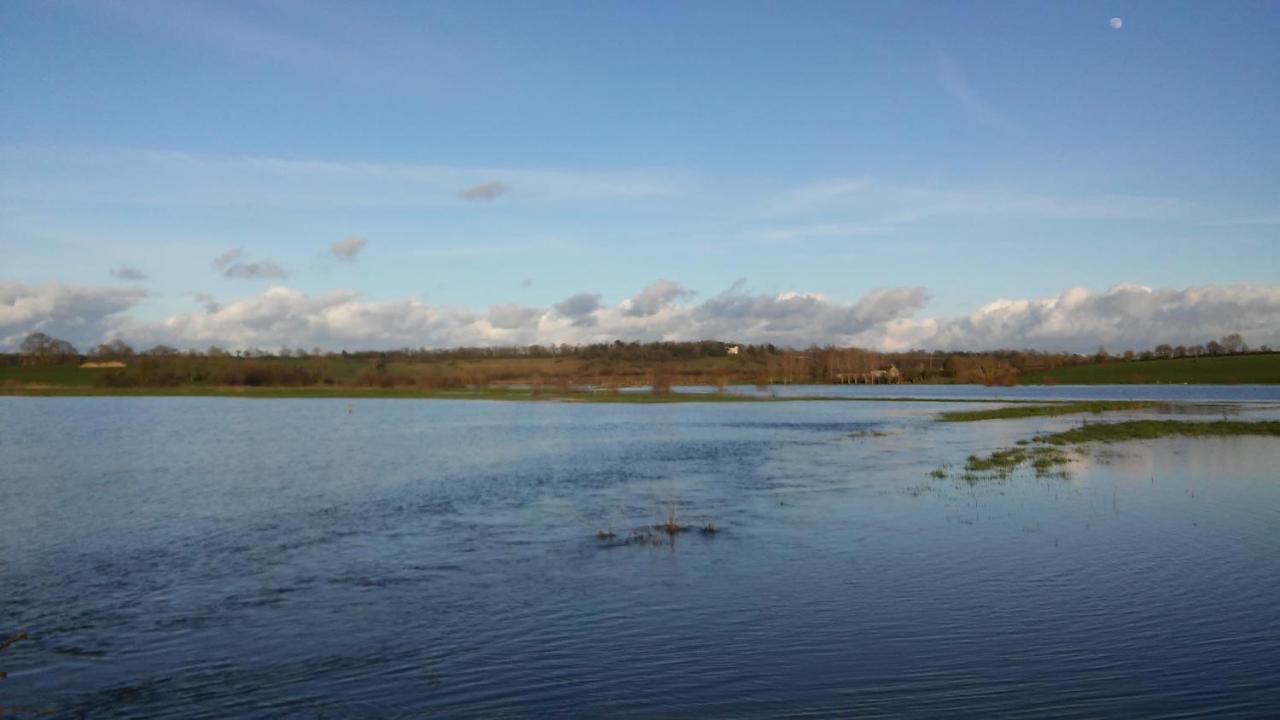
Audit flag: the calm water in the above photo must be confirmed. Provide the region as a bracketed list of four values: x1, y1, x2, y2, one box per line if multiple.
[2, 392, 1279, 718]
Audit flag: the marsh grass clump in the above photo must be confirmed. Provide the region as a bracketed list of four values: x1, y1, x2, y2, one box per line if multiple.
[700, 520, 719, 535]
[963, 445, 1073, 481]
[965, 448, 1028, 476]
[1030, 447, 1071, 474]
[929, 467, 948, 479]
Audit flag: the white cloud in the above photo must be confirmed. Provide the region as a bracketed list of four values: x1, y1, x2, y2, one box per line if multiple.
[331, 235, 368, 262]
[623, 280, 691, 317]
[0, 282, 147, 349]
[866, 283, 1280, 353]
[487, 304, 544, 330]
[5, 280, 1277, 354]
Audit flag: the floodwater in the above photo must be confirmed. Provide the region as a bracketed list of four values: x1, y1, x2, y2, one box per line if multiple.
[2, 390, 1278, 718]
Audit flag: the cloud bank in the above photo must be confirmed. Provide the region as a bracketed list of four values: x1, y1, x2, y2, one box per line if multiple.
[2, 280, 1277, 354]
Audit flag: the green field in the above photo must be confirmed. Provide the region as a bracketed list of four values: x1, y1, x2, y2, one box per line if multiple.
[1019, 354, 1280, 385]
[0, 364, 100, 386]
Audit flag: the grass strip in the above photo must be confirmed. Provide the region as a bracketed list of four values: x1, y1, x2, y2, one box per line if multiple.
[939, 400, 1164, 422]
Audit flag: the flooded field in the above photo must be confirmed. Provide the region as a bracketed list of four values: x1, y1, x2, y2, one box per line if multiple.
[3, 391, 1279, 717]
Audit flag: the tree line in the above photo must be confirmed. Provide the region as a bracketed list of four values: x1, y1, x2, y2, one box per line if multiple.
[2, 331, 1269, 388]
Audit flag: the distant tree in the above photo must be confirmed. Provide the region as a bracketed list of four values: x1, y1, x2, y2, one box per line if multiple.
[1154, 344, 1173, 359]
[1220, 333, 1245, 354]
[1206, 340, 1224, 355]
[1173, 345, 1187, 358]
[19, 332, 78, 365]
[143, 344, 178, 356]
[94, 339, 135, 360]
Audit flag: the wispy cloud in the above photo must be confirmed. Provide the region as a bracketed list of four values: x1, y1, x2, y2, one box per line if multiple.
[459, 181, 510, 201]
[91, 0, 468, 97]
[751, 223, 885, 244]
[771, 177, 1180, 223]
[212, 247, 287, 279]
[1203, 215, 1280, 227]
[331, 235, 368, 262]
[192, 292, 222, 313]
[0, 147, 684, 210]
[223, 261, 287, 280]
[936, 53, 1020, 134]
[212, 248, 243, 271]
[110, 266, 149, 281]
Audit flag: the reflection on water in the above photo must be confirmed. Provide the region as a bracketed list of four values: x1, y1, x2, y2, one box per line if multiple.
[2, 396, 1278, 718]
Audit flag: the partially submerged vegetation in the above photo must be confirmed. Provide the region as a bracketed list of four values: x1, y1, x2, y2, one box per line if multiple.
[931, 419, 1280, 485]
[847, 429, 891, 438]
[939, 400, 1164, 422]
[962, 446, 1075, 481]
[1033, 420, 1280, 445]
[597, 505, 720, 548]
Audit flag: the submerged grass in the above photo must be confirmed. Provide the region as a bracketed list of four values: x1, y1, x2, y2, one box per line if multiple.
[939, 400, 1164, 422]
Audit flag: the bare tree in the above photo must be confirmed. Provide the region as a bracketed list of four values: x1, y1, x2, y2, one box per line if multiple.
[19, 332, 78, 366]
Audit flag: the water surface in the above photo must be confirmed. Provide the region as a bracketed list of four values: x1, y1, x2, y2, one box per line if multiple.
[2, 396, 1278, 717]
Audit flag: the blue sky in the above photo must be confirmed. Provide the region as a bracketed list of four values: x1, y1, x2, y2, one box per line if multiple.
[1, 1, 1278, 351]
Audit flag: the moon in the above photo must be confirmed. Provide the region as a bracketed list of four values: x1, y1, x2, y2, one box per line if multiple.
[1110, 17, 1123, 30]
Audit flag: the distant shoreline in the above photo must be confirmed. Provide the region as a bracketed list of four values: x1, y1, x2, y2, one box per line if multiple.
[0, 385, 1273, 403]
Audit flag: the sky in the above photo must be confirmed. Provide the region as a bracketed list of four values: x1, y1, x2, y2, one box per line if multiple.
[2, 0, 1278, 352]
